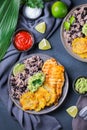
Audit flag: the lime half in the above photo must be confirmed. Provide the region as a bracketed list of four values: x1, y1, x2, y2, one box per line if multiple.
[82, 23, 87, 36]
[66, 106, 78, 118]
[35, 22, 46, 34]
[13, 63, 25, 76]
[38, 38, 51, 50]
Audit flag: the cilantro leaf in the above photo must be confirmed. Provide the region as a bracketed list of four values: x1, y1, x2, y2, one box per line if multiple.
[21, 0, 44, 8]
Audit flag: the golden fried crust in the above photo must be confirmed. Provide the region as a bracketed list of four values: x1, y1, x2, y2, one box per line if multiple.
[78, 52, 87, 58]
[42, 58, 57, 74]
[72, 37, 87, 58]
[20, 92, 38, 110]
[35, 87, 51, 111]
[72, 38, 87, 54]
[43, 84, 57, 106]
[42, 58, 65, 99]
[20, 87, 51, 111]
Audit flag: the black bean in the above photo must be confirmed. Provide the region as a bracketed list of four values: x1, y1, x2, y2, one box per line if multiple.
[84, 7, 87, 11]
[73, 24, 77, 28]
[71, 30, 76, 35]
[25, 68, 29, 74]
[81, 12, 85, 19]
[76, 7, 80, 11]
[76, 12, 80, 16]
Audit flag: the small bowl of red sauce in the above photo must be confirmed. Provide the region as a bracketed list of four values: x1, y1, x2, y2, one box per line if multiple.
[13, 29, 34, 51]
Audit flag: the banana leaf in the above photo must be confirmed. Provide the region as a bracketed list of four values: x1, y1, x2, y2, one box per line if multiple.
[0, 0, 20, 61]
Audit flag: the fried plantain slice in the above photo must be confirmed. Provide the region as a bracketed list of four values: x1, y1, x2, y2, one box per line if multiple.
[20, 92, 38, 110]
[35, 87, 51, 111]
[72, 37, 87, 54]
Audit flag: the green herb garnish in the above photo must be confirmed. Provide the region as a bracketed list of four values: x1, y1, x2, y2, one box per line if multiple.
[27, 72, 45, 92]
[22, 0, 44, 8]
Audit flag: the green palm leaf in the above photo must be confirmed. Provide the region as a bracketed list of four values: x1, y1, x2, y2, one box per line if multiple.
[0, 0, 20, 61]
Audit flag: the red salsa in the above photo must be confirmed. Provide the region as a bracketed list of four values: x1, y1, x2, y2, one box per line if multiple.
[13, 30, 34, 51]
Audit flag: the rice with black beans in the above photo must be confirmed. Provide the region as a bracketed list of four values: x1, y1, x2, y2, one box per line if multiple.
[64, 6, 87, 45]
[10, 56, 44, 100]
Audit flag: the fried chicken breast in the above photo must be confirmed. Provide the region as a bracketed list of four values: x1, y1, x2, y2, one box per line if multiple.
[42, 58, 65, 99]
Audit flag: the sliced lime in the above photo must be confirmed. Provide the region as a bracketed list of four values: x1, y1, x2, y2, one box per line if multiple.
[35, 22, 46, 34]
[69, 16, 75, 25]
[13, 63, 25, 76]
[38, 38, 51, 50]
[82, 23, 87, 36]
[66, 106, 78, 118]
[64, 21, 70, 30]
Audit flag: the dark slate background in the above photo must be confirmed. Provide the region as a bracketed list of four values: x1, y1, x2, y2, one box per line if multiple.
[0, 0, 87, 130]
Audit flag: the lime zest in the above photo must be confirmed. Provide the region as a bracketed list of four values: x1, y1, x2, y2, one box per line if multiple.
[35, 22, 46, 34]
[38, 38, 51, 50]
[13, 63, 25, 76]
[66, 106, 78, 118]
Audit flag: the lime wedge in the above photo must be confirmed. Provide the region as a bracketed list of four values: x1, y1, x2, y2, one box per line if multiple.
[69, 16, 75, 25]
[82, 23, 87, 36]
[35, 22, 46, 34]
[64, 21, 70, 31]
[66, 106, 78, 118]
[38, 38, 51, 50]
[13, 63, 25, 76]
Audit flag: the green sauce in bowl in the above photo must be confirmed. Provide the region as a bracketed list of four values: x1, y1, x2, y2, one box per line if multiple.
[75, 77, 87, 94]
